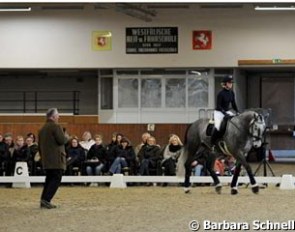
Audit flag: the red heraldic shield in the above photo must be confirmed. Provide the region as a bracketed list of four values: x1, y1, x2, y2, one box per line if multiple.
[193, 30, 212, 50]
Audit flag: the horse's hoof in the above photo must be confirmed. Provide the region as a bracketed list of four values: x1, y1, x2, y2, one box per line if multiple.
[184, 187, 191, 194]
[231, 187, 238, 195]
[215, 183, 222, 194]
[251, 184, 259, 194]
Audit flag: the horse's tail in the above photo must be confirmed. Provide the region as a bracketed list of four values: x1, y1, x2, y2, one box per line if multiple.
[176, 147, 188, 177]
[183, 123, 192, 146]
[176, 123, 192, 177]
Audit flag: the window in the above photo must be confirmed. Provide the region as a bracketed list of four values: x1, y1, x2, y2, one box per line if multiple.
[118, 78, 138, 108]
[165, 78, 185, 108]
[141, 79, 161, 108]
[111, 69, 211, 111]
[262, 77, 294, 125]
[100, 78, 113, 109]
[188, 77, 208, 108]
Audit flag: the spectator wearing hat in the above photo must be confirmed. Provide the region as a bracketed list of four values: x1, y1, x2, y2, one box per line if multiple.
[211, 75, 239, 147]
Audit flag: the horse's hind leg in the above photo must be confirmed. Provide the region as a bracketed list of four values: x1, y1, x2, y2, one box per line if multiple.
[230, 162, 242, 195]
[206, 153, 222, 194]
[183, 159, 192, 193]
[183, 146, 206, 194]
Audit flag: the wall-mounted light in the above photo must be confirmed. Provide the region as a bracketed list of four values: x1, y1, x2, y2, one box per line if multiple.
[190, 71, 202, 76]
[0, 7, 31, 11]
[255, 6, 295, 11]
[190, 69, 209, 76]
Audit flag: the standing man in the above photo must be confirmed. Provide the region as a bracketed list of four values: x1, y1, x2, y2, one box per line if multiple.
[39, 108, 68, 209]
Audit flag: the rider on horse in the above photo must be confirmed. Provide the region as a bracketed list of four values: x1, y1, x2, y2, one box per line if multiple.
[211, 75, 239, 149]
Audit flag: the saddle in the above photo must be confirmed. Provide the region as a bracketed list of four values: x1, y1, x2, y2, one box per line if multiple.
[205, 115, 234, 156]
[206, 115, 233, 138]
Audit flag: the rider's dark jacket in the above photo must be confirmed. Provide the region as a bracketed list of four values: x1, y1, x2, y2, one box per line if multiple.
[215, 88, 238, 114]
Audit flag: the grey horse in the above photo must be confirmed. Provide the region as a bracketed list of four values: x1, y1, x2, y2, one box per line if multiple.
[177, 110, 266, 194]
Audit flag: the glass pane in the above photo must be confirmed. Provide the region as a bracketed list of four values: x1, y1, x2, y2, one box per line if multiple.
[188, 77, 208, 108]
[141, 79, 161, 108]
[118, 79, 138, 108]
[100, 78, 113, 109]
[262, 77, 294, 125]
[165, 78, 185, 108]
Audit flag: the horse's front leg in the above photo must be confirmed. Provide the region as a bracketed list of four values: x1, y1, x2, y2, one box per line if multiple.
[206, 152, 222, 194]
[239, 152, 259, 194]
[230, 161, 242, 195]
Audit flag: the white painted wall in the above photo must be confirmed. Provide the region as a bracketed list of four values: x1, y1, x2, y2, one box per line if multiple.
[1, 6, 295, 68]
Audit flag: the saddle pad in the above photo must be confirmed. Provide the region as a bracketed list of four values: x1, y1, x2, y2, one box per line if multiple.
[206, 123, 214, 136]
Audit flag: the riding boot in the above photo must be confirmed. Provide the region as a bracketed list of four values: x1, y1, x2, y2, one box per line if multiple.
[211, 128, 219, 151]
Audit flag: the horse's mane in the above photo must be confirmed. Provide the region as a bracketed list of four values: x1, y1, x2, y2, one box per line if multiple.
[243, 108, 271, 127]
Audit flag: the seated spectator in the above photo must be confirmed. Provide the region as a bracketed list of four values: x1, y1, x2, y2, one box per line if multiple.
[159, 134, 183, 187]
[11, 135, 29, 172]
[26, 132, 37, 143]
[191, 160, 205, 177]
[109, 137, 136, 175]
[214, 156, 225, 176]
[26, 132, 43, 176]
[79, 131, 95, 152]
[85, 134, 107, 176]
[25, 135, 39, 175]
[66, 137, 86, 175]
[190, 149, 207, 177]
[134, 132, 151, 158]
[138, 136, 161, 176]
[161, 134, 183, 177]
[106, 132, 119, 152]
[4, 133, 14, 155]
[0, 134, 10, 176]
[224, 156, 236, 176]
[3, 133, 14, 176]
[105, 132, 123, 171]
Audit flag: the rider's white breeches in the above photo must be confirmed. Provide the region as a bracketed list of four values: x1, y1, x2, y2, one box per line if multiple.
[214, 110, 235, 131]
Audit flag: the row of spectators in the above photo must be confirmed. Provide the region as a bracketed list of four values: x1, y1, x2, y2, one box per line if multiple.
[63, 131, 184, 178]
[0, 131, 235, 181]
[0, 133, 41, 176]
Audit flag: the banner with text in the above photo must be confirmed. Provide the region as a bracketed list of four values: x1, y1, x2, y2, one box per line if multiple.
[126, 27, 178, 54]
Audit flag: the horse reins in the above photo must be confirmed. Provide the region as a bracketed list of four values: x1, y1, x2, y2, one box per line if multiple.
[227, 112, 265, 144]
[249, 114, 265, 137]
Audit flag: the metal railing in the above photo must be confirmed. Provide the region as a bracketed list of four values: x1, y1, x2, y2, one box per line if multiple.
[0, 91, 80, 115]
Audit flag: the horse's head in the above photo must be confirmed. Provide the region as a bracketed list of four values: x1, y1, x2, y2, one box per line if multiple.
[249, 112, 266, 148]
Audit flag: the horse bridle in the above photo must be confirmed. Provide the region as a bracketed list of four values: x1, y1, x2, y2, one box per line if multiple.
[249, 113, 266, 147]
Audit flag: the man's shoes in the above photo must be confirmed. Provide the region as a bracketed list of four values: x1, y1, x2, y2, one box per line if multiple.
[40, 199, 57, 209]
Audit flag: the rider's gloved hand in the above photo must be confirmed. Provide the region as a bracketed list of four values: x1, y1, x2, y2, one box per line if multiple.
[224, 113, 230, 118]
